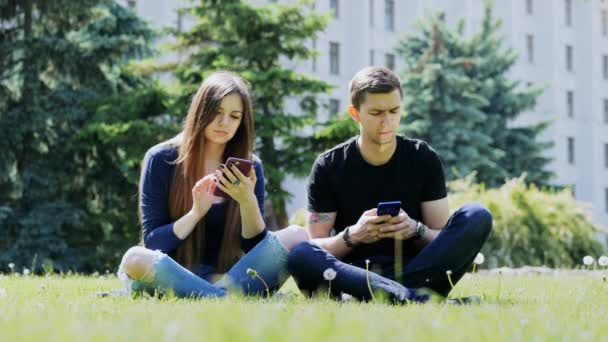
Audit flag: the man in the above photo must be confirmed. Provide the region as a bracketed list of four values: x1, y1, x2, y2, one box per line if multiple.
[287, 66, 492, 303]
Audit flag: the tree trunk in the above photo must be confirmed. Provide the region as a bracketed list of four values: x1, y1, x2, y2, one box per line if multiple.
[260, 135, 289, 230]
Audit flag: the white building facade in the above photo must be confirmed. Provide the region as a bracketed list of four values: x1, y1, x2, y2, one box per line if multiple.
[126, 0, 608, 228]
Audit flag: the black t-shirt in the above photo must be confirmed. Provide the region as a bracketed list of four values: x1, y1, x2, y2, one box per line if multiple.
[307, 135, 447, 262]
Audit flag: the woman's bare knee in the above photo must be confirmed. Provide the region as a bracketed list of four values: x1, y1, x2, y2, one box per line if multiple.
[274, 225, 310, 251]
[120, 246, 157, 281]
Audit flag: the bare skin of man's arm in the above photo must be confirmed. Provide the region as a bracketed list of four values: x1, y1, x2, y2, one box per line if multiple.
[305, 211, 353, 259]
[306, 210, 393, 259]
[411, 197, 450, 250]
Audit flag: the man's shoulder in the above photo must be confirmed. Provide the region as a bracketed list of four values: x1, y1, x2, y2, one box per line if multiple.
[397, 136, 439, 159]
[315, 136, 357, 166]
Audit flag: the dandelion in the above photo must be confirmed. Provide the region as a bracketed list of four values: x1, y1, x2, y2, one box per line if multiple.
[598, 256, 608, 269]
[472, 253, 485, 273]
[23, 268, 30, 276]
[246, 268, 269, 298]
[446, 270, 455, 290]
[365, 260, 376, 302]
[583, 256, 595, 270]
[8, 263, 14, 271]
[323, 268, 337, 298]
[497, 270, 503, 301]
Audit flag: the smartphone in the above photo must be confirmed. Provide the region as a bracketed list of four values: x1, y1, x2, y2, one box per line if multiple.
[377, 201, 402, 217]
[213, 157, 254, 198]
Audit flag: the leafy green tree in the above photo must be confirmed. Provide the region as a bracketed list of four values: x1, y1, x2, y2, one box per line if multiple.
[397, 2, 553, 187]
[0, 0, 167, 272]
[170, 0, 332, 227]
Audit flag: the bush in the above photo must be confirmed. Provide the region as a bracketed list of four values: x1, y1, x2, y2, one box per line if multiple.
[449, 174, 606, 268]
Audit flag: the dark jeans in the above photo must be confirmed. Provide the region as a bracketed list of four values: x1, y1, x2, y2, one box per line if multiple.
[287, 202, 493, 304]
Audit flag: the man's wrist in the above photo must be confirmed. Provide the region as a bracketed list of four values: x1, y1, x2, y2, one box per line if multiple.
[413, 220, 427, 240]
[343, 226, 356, 248]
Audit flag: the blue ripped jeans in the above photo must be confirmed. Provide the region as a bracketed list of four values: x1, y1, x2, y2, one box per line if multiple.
[117, 232, 290, 298]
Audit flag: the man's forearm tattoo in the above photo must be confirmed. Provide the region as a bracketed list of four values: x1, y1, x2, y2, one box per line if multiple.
[308, 212, 333, 224]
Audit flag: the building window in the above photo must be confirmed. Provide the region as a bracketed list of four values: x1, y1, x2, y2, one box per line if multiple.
[330, 42, 340, 75]
[566, 91, 574, 117]
[565, 45, 573, 71]
[176, 10, 183, 33]
[603, 55, 608, 79]
[385, 53, 395, 70]
[526, 34, 534, 63]
[370, 49, 375, 65]
[312, 39, 317, 72]
[385, 0, 395, 32]
[567, 137, 575, 164]
[330, 0, 339, 18]
[604, 98, 608, 124]
[329, 99, 340, 116]
[526, 0, 533, 15]
[565, 0, 572, 26]
[605, 143, 608, 168]
[127, 0, 136, 8]
[602, 10, 607, 37]
[369, 0, 375, 27]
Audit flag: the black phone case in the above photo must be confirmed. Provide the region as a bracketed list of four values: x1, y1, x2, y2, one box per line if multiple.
[377, 201, 401, 216]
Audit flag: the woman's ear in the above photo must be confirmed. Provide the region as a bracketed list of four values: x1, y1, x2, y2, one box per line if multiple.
[348, 106, 360, 122]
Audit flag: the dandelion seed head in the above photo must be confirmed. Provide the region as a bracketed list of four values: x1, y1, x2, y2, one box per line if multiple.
[323, 268, 337, 281]
[446, 270, 452, 276]
[365, 259, 370, 266]
[246, 268, 257, 277]
[598, 256, 608, 267]
[8, 263, 14, 269]
[473, 253, 485, 265]
[23, 268, 30, 276]
[583, 255, 594, 266]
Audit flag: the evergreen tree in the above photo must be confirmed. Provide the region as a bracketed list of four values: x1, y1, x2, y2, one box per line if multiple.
[397, 1, 553, 187]
[171, 0, 331, 227]
[0, 0, 166, 271]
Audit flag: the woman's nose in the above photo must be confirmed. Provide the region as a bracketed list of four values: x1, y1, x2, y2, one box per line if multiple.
[219, 114, 230, 125]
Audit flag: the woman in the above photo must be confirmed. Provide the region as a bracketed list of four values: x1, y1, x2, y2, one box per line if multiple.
[118, 71, 308, 298]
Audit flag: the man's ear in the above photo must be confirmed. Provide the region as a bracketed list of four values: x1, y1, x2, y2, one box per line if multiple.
[348, 105, 360, 122]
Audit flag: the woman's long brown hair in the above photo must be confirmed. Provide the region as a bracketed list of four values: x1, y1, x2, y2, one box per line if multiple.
[167, 71, 253, 273]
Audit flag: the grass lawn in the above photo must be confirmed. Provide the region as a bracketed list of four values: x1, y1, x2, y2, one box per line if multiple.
[0, 272, 607, 341]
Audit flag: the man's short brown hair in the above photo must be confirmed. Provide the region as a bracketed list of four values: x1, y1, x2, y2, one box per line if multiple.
[349, 66, 402, 109]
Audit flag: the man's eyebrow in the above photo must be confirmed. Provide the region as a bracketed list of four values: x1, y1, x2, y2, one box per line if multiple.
[368, 106, 401, 111]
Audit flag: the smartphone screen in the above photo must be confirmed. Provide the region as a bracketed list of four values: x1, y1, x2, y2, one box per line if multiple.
[377, 201, 402, 217]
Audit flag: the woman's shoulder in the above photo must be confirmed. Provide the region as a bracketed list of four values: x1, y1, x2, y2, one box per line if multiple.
[143, 138, 180, 171]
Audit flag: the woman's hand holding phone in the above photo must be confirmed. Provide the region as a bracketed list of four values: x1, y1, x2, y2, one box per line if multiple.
[214, 159, 257, 205]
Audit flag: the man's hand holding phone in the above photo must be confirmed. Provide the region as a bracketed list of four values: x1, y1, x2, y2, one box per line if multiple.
[377, 209, 418, 240]
[346, 209, 393, 245]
